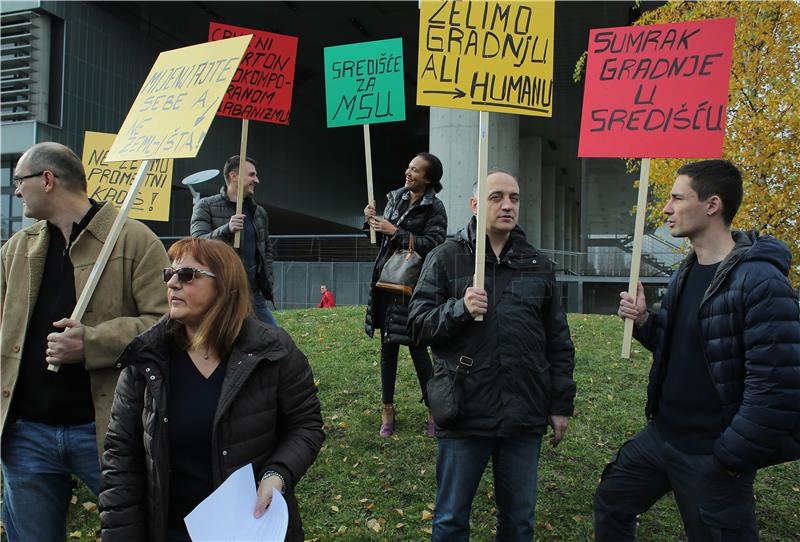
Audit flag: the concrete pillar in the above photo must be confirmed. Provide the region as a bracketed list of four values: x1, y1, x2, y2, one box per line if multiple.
[430, 109, 520, 235]
[519, 136, 542, 246]
[429, 107, 479, 234]
[541, 165, 555, 250]
[564, 194, 573, 272]
[555, 185, 566, 267]
[488, 113, 519, 175]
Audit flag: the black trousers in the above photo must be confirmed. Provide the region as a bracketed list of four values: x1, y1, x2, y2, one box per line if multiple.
[594, 423, 759, 542]
[380, 341, 433, 407]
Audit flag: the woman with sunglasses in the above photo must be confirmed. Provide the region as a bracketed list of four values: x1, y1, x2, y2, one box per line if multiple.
[98, 237, 324, 542]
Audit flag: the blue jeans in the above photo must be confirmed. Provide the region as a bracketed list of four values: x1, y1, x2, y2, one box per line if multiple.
[252, 291, 278, 326]
[1, 419, 100, 542]
[432, 435, 542, 542]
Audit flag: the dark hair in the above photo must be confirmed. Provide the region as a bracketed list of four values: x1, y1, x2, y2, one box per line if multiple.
[677, 160, 742, 225]
[223, 155, 258, 183]
[416, 152, 443, 193]
[25, 142, 86, 193]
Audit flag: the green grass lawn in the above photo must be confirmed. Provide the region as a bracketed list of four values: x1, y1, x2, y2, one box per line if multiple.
[56, 307, 800, 541]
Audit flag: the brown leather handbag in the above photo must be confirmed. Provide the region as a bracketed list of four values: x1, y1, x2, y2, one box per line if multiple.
[375, 234, 422, 296]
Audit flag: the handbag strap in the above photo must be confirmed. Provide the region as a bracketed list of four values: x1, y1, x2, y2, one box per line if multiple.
[408, 233, 416, 253]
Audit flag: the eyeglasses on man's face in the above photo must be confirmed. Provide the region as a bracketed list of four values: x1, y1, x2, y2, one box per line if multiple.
[12, 170, 58, 189]
[163, 267, 217, 284]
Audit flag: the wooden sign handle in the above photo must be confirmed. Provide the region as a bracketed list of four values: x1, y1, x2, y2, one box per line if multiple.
[473, 111, 489, 322]
[233, 118, 249, 249]
[363, 124, 376, 245]
[48, 160, 154, 372]
[621, 158, 651, 359]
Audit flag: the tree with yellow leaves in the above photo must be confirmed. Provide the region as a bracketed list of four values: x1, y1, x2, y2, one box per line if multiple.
[633, 1, 800, 287]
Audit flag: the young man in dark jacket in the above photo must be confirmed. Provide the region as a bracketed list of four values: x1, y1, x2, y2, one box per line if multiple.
[595, 160, 800, 541]
[409, 171, 576, 541]
[190, 155, 276, 325]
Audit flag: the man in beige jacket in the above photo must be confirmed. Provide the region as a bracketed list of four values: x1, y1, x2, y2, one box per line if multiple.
[0, 142, 169, 542]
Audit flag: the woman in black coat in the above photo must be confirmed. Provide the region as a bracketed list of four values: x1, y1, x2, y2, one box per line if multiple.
[99, 238, 324, 542]
[364, 152, 447, 437]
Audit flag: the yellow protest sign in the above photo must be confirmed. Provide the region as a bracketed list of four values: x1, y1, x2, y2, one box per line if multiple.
[84, 131, 173, 221]
[417, 0, 554, 117]
[107, 35, 252, 162]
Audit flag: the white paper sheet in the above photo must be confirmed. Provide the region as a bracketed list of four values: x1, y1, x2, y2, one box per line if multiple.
[184, 463, 289, 541]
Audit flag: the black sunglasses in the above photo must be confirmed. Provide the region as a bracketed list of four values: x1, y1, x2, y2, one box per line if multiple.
[163, 267, 217, 283]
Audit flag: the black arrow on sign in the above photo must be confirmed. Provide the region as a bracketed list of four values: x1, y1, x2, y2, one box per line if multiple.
[422, 88, 466, 99]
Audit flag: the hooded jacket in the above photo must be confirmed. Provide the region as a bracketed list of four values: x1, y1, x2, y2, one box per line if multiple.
[408, 219, 576, 437]
[99, 317, 324, 541]
[365, 186, 447, 344]
[635, 231, 800, 472]
[191, 187, 274, 301]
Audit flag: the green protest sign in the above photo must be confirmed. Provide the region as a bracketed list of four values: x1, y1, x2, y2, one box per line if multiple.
[324, 38, 405, 128]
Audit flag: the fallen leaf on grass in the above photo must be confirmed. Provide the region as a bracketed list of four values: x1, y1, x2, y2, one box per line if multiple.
[421, 527, 433, 535]
[394, 508, 404, 517]
[426, 503, 435, 511]
[70, 495, 78, 505]
[395, 523, 406, 529]
[68, 532, 82, 539]
[331, 505, 340, 513]
[82, 502, 98, 513]
[421, 510, 434, 521]
[366, 518, 381, 533]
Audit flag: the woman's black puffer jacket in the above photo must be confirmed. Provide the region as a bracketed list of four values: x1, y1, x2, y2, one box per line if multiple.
[99, 317, 324, 541]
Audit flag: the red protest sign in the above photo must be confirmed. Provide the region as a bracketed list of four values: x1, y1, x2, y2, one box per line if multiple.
[578, 17, 735, 158]
[209, 22, 298, 125]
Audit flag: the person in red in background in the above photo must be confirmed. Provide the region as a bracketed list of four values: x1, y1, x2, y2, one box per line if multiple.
[317, 285, 336, 308]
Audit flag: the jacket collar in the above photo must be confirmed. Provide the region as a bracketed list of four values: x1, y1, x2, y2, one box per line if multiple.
[77, 200, 116, 244]
[674, 230, 756, 304]
[22, 199, 111, 241]
[455, 217, 538, 263]
[219, 185, 256, 211]
[388, 186, 437, 207]
[116, 315, 288, 371]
